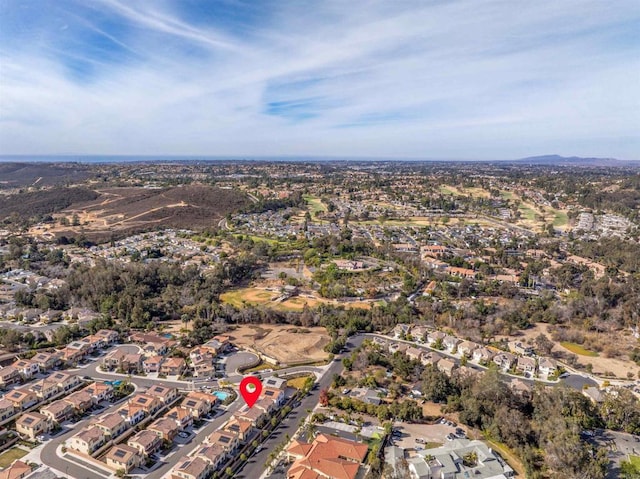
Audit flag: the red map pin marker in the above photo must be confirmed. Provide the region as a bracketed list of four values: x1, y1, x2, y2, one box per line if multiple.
[239, 376, 262, 408]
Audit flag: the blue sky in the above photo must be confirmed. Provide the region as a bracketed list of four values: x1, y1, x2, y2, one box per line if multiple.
[0, 0, 638, 159]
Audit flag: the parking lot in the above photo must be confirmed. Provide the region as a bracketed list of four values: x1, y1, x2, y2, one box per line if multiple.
[391, 420, 465, 451]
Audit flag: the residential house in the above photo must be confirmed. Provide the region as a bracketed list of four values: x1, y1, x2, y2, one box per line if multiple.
[516, 356, 537, 376]
[0, 366, 21, 388]
[129, 393, 162, 416]
[121, 353, 144, 374]
[253, 397, 277, 416]
[95, 329, 119, 345]
[512, 342, 534, 356]
[0, 460, 31, 479]
[146, 384, 178, 405]
[193, 443, 227, 471]
[143, 355, 164, 374]
[27, 377, 60, 401]
[6, 389, 37, 411]
[0, 399, 15, 422]
[69, 426, 106, 455]
[286, 434, 368, 479]
[212, 335, 231, 352]
[143, 342, 169, 357]
[437, 358, 457, 376]
[105, 444, 142, 473]
[16, 412, 50, 440]
[40, 400, 74, 424]
[64, 389, 95, 415]
[117, 403, 146, 427]
[165, 406, 193, 430]
[538, 357, 558, 376]
[84, 382, 114, 403]
[472, 347, 495, 364]
[148, 417, 180, 442]
[183, 391, 218, 415]
[190, 352, 215, 378]
[170, 456, 211, 479]
[31, 351, 61, 371]
[263, 376, 288, 391]
[420, 351, 442, 367]
[160, 357, 186, 377]
[79, 334, 103, 353]
[405, 346, 423, 362]
[443, 335, 461, 353]
[409, 439, 514, 479]
[181, 397, 208, 420]
[447, 266, 477, 279]
[237, 406, 266, 427]
[94, 412, 127, 439]
[391, 324, 411, 339]
[457, 341, 479, 358]
[263, 387, 286, 407]
[128, 430, 162, 458]
[426, 331, 446, 347]
[49, 371, 80, 392]
[422, 244, 448, 257]
[102, 349, 126, 370]
[223, 416, 253, 441]
[205, 430, 239, 453]
[12, 359, 40, 380]
[493, 352, 517, 371]
[411, 325, 430, 342]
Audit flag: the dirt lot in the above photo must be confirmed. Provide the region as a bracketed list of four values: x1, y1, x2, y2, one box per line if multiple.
[227, 324, 330, 366]
[220, 287, 379, 312]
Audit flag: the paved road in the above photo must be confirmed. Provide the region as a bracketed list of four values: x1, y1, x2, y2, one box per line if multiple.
[236, 335, 365, 479]
[39, 343, 332, 478]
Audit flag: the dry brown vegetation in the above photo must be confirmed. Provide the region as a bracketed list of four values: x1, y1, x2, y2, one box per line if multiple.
[227, 324, 330, 365]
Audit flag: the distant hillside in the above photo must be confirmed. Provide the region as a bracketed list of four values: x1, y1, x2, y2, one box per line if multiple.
[0, 162, 91, 188]
[0, 187, 99, 219]
[57, 185, 249, 241]
[513, 155, 638, 167]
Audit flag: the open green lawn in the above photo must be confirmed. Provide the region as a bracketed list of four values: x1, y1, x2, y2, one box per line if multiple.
[304, 195, 327, 214]
[629, 455, 640, 467]
[439, 185, 457, 195]
[0, 447, 28, 468]
[518, 204, 538, 221]
[552, 210, 569, 227]
[560, 342, 599, 357]
[500, 191, 515, 200]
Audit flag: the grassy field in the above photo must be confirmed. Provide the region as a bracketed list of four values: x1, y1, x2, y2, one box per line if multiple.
[500, 191, 515, 200]
[552, 210, 569, 227]
[304, 195, 327, 214]
[561, 342, 599, 357]
[630, 455, 640, 467]
[439, 185, 457, 195]
[287, 375, 314, 390]
[518, 204, 538, 221]
[0, 447, 28, 468]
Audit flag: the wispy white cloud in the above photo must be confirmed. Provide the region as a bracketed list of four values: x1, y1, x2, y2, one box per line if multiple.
[0, 0, 638, 159]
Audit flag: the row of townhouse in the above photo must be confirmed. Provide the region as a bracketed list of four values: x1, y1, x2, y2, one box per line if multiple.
[385, 326, 559, 377]
[103, 333, 232, 378]
[170, 378, 287, 479]
[0, 371, 83, 433]
[102, 349, 188, 377]
[100, 388, 220, 474]
[0, 329, 119, 390]
[15, 378, 106, 440]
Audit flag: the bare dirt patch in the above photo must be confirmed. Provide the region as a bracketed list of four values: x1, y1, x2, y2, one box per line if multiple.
[228, 324, 330, 365]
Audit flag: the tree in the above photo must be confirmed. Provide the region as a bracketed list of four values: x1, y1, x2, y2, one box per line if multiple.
[319, 388, 330, 407]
